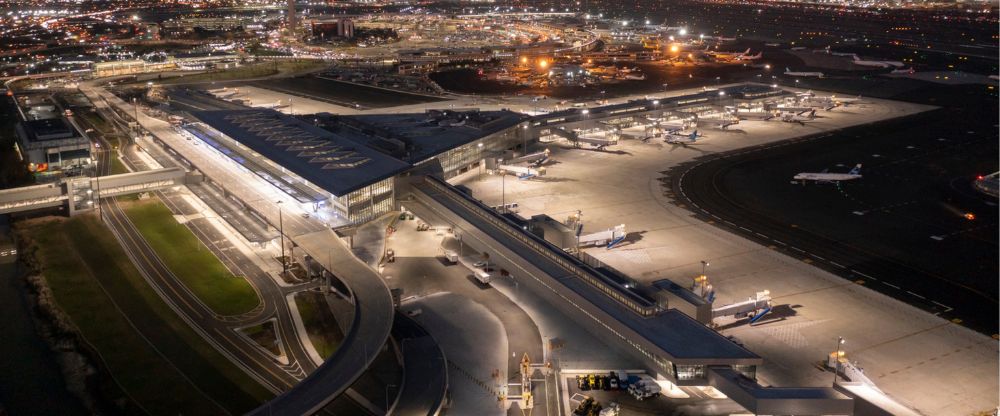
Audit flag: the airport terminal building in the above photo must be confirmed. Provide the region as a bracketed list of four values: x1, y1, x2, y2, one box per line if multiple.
[189, 108, 528, 224]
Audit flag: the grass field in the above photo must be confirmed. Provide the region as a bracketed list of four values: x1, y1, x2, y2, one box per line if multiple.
[19, 215, 272, 415]
[241, 321, 281, 356]
[157, 60, 329, 85]
[123, 200, 259, 316]
[294, 291, 344, 359]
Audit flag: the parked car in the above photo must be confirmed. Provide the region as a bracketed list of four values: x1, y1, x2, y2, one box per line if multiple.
[608, 372, 620, 390]
[473, 260, 487, 268]
[574, 397, 595, 416]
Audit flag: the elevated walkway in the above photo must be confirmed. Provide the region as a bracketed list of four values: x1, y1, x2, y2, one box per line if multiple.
[0, 168, 187, 215]
[708, 367, 854, 415]
[249, 228, 394, 416]
[407, 176, 759, 379]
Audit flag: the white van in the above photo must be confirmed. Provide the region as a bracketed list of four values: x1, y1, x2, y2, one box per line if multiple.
[473, 270, 491, 285]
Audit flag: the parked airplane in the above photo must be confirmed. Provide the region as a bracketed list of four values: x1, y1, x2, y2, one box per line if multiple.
[255, 101, 289, 109]
[665, 130, 701, 145]
[793, 164, 862, 183]
[785, 67, 824, 77]
[497, 164, 546, 180]
[714, 119, 740, 130]
[733, 109, 777, 121]
[506, 149, 551, 167]
[781, 110, 817, 124]
[803, 94, 865, 108]
[890, 67, 916, 75]
[706, 47, 752, 60]
[575, 135, 619, 151]
[213, 90, 240, 99]
[737, 51, 763, 61]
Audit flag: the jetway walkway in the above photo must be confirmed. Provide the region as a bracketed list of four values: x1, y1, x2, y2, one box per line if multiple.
[0, 168, 187, 215]
[708, 367, 854, 415]
[408, 176, 863, 415]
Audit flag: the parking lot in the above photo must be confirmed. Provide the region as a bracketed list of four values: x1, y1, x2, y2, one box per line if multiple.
[453, 95, 998, 416]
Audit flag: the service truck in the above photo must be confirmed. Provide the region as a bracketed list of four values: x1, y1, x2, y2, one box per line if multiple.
[627, 374, 661, 401]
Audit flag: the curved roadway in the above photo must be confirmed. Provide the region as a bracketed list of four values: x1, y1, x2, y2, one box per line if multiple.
[82, 83, 395, 415]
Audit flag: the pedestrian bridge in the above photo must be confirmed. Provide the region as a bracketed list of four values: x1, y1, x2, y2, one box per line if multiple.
[0, 167, 188, 215]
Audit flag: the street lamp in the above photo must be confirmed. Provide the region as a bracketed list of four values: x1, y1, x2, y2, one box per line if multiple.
[385, 384, 397, 412]
[276, 200, 287, 276]
[833, 337, 845, 385]
[700, 260, 709, 276]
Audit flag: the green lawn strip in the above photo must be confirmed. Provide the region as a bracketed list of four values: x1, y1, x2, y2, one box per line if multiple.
[25, 216, 271, 415]
[294, 291, 344, 359]
[110, 157, 130, 175]
[123, 200, 260, 316]
[156, 60, 327, 85]
[240, 321, 281, 356]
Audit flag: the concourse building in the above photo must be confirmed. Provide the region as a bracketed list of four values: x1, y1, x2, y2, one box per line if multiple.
[189, 108, 528, 224]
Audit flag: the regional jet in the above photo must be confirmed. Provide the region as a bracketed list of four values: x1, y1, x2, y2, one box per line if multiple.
[851, 54, 905, 68]
[793, 164, 862, 183]
[785, 67, 824, 77]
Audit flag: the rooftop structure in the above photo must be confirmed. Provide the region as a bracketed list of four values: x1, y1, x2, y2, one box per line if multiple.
[18, 118, 78, 142]
[191, 110, 411, 198]
[331, 109, 528, 163]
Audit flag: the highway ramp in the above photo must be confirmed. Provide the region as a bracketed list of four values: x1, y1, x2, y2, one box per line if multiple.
[248, 229, 394, 416]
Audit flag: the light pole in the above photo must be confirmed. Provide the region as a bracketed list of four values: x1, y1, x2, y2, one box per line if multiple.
[385, 384, 397, 413]
[501, 170, 506, 213]
[277, 200, 287, 276]
[700, 260, 709, 277]
[832, 336, 845, 385]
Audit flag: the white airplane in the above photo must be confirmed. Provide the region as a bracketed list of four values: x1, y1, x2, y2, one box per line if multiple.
[851, 54, 905, 68]
[804, 94, 865, 108]
[737, 51, 763, 61]
[794, 164, 862, 183]
[213, 90, 240, 99]
[714, 119, 740, 130]
[785, 67, 824, 77]
[733, 109, 777, 121]
[575, 135, 619, 150]
[890, 67, 916, 75]
[781, 110, 817, 123]
[665, 130, 701, 145]
[498, 164, 546, 180]
[706, 47, 752, 60]
[255, 101, 289, 109]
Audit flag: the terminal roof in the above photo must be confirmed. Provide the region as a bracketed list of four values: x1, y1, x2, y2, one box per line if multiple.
[533, 83, 790, 123]
[342, 110, 527, 162]
[19, 118, 79, 142]
[192, 110, 411, 197]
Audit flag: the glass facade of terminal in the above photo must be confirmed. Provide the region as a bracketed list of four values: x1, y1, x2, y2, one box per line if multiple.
[420, 125, 527, 179]
[332, 177, 394, 223]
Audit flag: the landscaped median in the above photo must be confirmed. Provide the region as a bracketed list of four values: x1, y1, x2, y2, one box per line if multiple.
[122, 200, 260, 316]
[294, 291, 344, 359]
[16, 215, 272, 415]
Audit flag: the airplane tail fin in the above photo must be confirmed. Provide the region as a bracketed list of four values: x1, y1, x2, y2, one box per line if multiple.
[849, 164, 862, 175]
[786, 67, 792, 72]
[744, 48, 751, 54]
